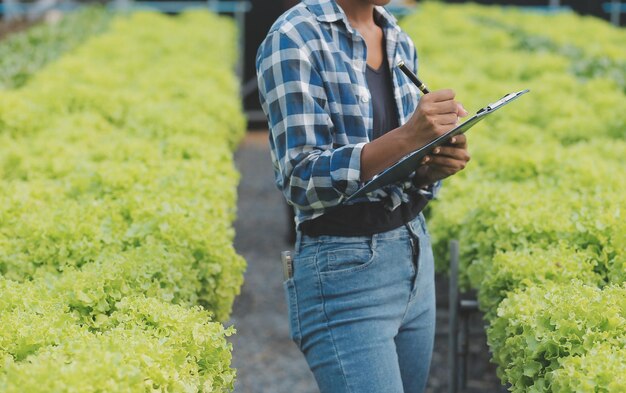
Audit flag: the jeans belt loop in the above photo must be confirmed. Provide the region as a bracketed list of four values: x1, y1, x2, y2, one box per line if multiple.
[295, 231, 302, 254]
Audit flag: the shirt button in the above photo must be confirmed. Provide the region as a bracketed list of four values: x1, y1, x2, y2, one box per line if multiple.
[361, 95, 370, 103]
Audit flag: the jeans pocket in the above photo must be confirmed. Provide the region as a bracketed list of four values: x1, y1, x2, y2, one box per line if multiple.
[283, 278, 302, 348]
[319, 243, 376, 277]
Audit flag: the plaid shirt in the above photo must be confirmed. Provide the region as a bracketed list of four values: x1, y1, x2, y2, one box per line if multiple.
[257, 0, 439, 227]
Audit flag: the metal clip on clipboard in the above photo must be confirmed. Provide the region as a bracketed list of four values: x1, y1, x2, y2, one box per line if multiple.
[477, 90, 528, 115]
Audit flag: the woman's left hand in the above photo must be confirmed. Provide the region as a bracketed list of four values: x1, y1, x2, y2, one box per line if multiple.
[414, 134, 471, 186]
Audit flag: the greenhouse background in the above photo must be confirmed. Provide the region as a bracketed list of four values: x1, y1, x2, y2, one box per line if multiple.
[0, 0, 625, 392]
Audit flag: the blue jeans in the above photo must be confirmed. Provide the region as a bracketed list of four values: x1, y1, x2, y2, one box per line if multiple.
[283, 213, 436, 393]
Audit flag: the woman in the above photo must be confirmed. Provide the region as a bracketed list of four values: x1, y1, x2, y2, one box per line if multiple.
[256, 0, 470, 391]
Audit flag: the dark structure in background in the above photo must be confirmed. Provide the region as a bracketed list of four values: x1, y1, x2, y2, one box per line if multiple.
[244, 0, 298, 129]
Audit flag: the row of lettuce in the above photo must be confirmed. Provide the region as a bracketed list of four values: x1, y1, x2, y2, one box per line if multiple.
[0, 9, 245, 392]
[0, 7, 113, 89]
[402, 3, 625, 392]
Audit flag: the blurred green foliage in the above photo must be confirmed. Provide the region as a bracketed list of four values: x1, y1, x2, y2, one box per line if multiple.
[0, 10, 245, 392]
[0, 7, 112, 90]
[403, 3, 626, 391]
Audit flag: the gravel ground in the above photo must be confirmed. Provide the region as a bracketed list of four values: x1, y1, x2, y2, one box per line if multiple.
[227, 131, 507, 393]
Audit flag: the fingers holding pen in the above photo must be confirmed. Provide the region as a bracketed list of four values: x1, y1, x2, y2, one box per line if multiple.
[435, 113, 460, 126]
[427, 88, 455, 102]
[421, 100, 458, 116]
[422, 90, 467, 113]
[421, 99, 468, 121]
[457, 103, 469, 117]
[405, 88, 470, 150]
[418, 91, 467, 126]
[398, 66, 472, 180]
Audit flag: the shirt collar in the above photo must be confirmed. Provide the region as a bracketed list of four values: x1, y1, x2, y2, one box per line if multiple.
[374, 5, 399, 29]
[302, 0, 399, 29]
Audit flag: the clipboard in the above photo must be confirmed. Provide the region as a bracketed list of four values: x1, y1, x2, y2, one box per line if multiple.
[343, 89, 530, 204]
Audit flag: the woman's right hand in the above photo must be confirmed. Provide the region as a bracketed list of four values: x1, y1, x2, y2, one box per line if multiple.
[402, 89, 468, 151]
[359, 89, 468, 182]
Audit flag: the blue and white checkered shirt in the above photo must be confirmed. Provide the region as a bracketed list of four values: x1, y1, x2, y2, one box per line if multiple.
[257, 0, 439, 227]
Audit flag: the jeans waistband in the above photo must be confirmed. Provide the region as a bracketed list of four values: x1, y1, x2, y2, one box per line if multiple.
[295, 213, 425, 253]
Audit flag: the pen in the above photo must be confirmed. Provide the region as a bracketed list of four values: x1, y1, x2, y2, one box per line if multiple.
[397, 61, 430, 95]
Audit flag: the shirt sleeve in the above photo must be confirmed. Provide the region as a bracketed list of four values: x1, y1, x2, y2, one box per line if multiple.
[256, 30, 365, 214]
[419, 182, 441, 199]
